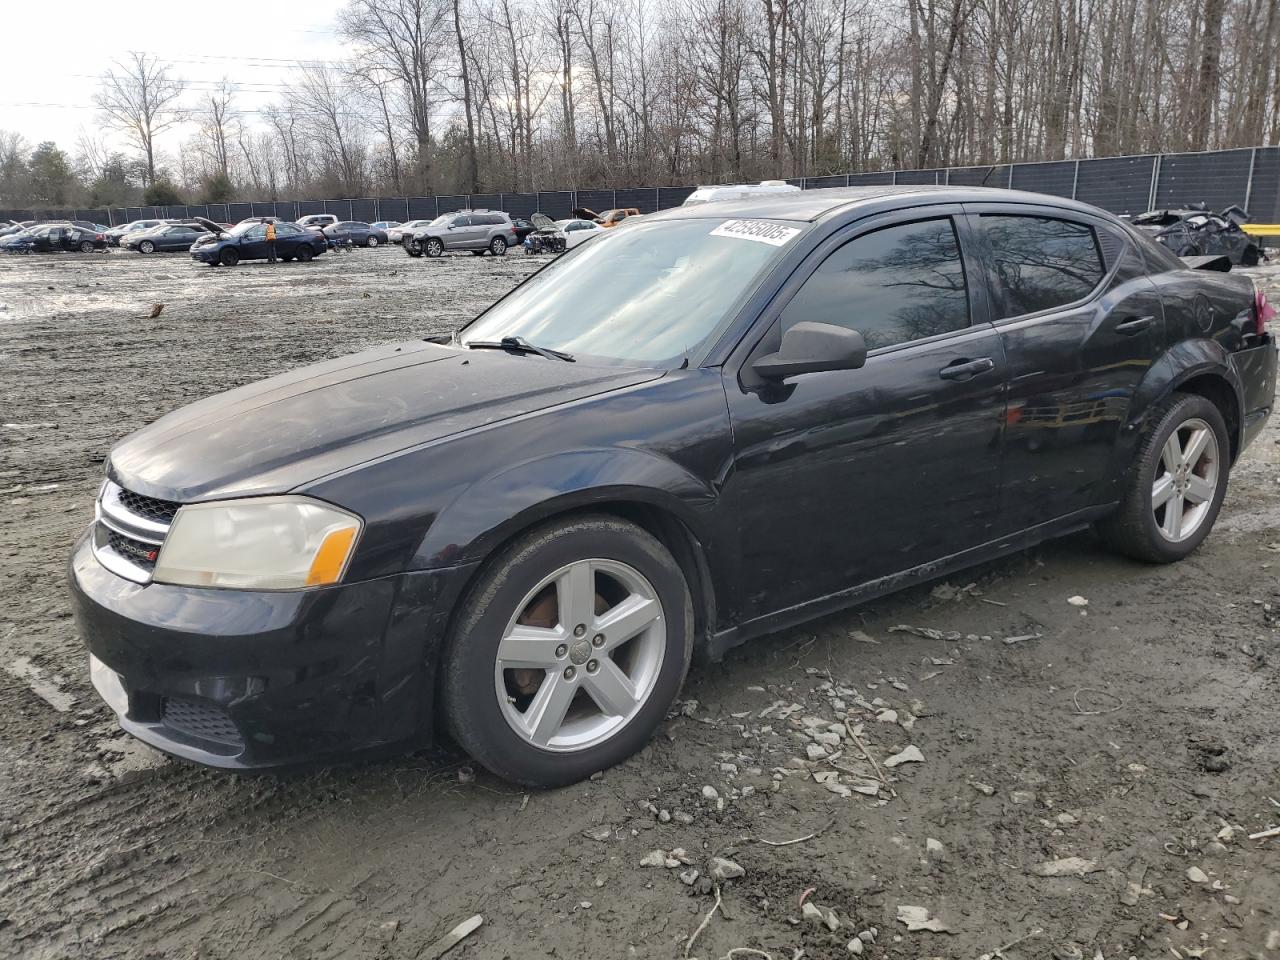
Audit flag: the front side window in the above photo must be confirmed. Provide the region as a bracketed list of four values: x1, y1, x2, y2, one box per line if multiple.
[780, 217, 970, 351]
[982, 215, 1105, 318]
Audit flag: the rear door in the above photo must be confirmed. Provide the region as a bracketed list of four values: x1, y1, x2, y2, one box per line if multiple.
[965, 203, 1166, 531]
[723, 207, 1008, 618]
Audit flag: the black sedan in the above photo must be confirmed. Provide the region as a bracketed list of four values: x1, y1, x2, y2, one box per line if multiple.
[321, 221, 388, 247]
[70, 186, 1276, 787]
[2, 223, 105, 253]
[122, 223, 210, 254]
[188, 218, 327, 266]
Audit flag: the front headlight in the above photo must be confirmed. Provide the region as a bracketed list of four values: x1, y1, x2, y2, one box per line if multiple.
[153, 496, 362, 590]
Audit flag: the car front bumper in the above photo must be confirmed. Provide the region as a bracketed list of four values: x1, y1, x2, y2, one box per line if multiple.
[69, 533, 476, 769]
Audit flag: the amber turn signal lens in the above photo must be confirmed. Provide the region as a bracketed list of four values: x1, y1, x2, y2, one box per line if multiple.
[306, 525, 360, 586]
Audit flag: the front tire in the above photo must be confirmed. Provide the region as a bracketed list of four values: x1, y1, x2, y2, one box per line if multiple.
[220, 248, 240, 267]
[442, 515, 693, 787]
[1097, 394, 1230, 563]
[425, 238, 444, 258]
[138, 240, 155, 254]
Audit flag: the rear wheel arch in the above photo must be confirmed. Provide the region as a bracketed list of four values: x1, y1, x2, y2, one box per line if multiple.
[1176, 372, 1241, 463]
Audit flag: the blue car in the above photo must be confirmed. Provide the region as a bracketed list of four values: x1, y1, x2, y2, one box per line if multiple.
[189, 217, 327, 267]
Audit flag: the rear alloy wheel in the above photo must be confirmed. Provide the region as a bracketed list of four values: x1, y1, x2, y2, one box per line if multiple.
[138, 240, 155, 254]
[1098, 394, 1230, 563]
[490, 236, 508, 256]
[425, 238, 444, 258]
[442, 515, 692, 787]
[296, 245, 314, 262]
[79, 240, 96, 253]
[366, 235, 379, 247]
[220, 248, 240, 267]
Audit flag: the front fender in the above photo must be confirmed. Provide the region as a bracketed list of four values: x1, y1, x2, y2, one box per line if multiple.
[411, 448, 719, 570]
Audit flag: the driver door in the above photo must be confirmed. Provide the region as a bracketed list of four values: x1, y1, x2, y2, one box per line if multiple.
[241, 224, 268, 258]
[722, 209, 1008, 620]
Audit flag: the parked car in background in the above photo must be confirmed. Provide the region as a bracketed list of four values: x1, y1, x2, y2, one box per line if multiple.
[405, 210, 519, 257]
[71, 185, 1277, 787]
[371, 221, 401, 235]
[322, 221, 388, 247]
[510, 218, 538, 242]
[297, 214, 339, 232]
[388, 219, 431, 243]
[4, 223, 106, 253]
[189, 218, 326, 266]
[236, 216, 288, 226]
[556, 218, 605, 248]
[105, 220, 167, 246]
[1131, 205, 1263, 265]
[682, 180, 802, 206]
[122, 222, 210, 254]
[573, 206, 641, 228]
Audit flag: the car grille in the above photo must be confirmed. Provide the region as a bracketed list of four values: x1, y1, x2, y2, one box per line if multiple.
[92, 480, 179, 584]
[161, 697, 244, 748]
[115, 487, 180, 525]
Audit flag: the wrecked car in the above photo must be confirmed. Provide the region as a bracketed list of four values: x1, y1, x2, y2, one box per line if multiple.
[571, 206, 641, 228]
[522, 212, 567, 254]
[1131, 204, 1263, 265]
[72, 186, 1276, 788]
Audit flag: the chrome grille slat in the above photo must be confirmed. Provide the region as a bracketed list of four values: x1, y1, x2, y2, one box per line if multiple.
[92, 481, 178, 584]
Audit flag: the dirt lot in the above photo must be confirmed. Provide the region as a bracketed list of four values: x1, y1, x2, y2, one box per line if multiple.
[1, 247, 1278, 960]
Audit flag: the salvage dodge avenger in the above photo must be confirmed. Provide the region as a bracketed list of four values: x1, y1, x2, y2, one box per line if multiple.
[70, 186, 1277, 787]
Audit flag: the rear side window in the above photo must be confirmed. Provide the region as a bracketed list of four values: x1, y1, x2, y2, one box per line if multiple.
[982, 215, 1105, 318]
[780, 217, 970, 351]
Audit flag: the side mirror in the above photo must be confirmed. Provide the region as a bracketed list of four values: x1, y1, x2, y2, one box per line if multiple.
[752, 322, 868, 380]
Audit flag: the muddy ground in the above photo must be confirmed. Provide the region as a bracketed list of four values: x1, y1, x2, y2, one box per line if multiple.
[1, 246, 1278, 960]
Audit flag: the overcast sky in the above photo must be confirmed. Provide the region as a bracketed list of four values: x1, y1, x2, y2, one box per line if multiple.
[2, 1, 350, 156]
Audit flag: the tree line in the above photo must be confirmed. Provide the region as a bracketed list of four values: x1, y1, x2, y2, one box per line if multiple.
[2, 0, 1278, 209]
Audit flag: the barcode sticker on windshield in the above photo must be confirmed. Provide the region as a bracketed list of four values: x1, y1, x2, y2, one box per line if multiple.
[710, 220, 801, 246]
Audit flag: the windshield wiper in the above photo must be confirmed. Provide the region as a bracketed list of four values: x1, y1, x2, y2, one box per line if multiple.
[466, 336, 575, 362]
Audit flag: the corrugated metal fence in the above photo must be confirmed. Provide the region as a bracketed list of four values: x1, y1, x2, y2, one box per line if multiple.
[4, 145, 1277, 227]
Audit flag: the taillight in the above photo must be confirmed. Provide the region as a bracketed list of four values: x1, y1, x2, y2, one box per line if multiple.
[1252, 283, 1275, 336]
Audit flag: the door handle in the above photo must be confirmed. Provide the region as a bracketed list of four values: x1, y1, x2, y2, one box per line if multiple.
[939, 357, 996, 381]
[1115, 315, 1155, 335]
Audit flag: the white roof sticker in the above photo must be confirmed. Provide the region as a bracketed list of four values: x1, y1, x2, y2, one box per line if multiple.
[710, 219, 802, 246]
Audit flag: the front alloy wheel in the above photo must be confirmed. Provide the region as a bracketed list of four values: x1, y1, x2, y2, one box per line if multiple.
[496, 559, 665, 751]
[425, 238, 444, 258]
[442, 515, 692, 786]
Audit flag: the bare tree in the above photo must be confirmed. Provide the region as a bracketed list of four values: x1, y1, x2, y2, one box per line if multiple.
[94, 53, 187, 184]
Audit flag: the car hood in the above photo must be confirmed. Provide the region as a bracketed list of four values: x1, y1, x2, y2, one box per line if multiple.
[108, 340, 664, 503]
[192, 216, 229, 237]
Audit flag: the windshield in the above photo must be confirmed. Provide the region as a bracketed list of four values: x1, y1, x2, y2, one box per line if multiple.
[461, 217, 803, 364]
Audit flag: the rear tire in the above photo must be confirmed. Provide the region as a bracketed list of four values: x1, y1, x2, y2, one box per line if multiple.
[1097, 394, 1230, 563]
[79, 240, 96, 253]
[490, 236, 508, 256]
[366, 235, 379, 247]
[220, 248, 239, 267]
[441, 515, 693, 787]
[296, 245, 314, 263]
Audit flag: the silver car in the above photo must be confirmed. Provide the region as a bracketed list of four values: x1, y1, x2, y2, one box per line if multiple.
[405, 210, 520, 258]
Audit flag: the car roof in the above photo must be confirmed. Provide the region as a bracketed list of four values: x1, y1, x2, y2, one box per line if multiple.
[646, 185, 1118, 223]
